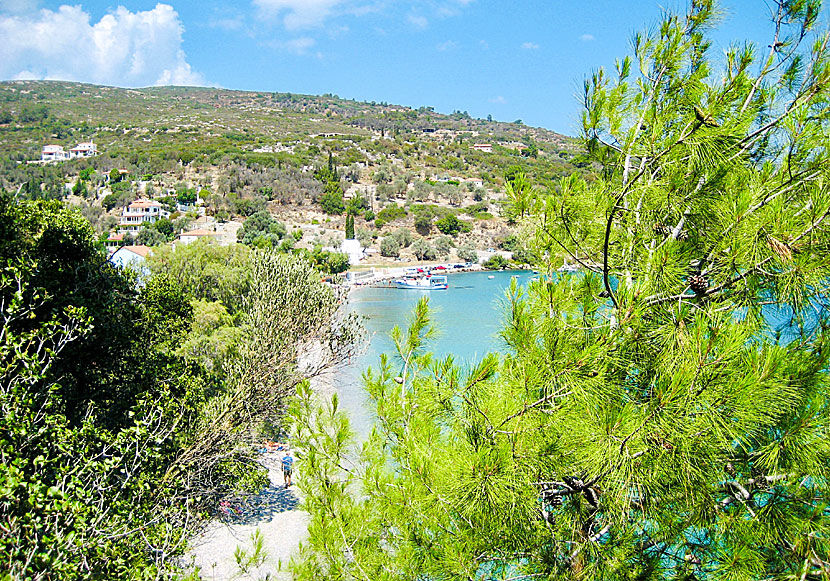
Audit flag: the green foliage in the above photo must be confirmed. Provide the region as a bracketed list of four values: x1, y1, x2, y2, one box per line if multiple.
[435, 213, 471, 236]
[135, 226, 168, 246]
[234, 529, 269, 575]
[177, 188, 197, 205]
[411, 237, 437, 261]
[413, 212, 432, 235]
[456, 242, 477, 263]
[102, 188, 133, 210]
[293, 4, 830, 578]
[320, 183, 345, 215]
[503, 171, 537, 221]
[309, 248, 350, 274]
[391, 227, 413, 248]
[374, 205, 407, 228]
[177, 299, 241, 375]
[146, 239, 253, 313]
[434, 235, 454, 257]
[0, 196, 208, 577]
[237, 210, 287, 247]
[380, 236, 400, 257]
[345, 213, 355, 239]
[346, 193, 369, 215]
[482, 254, 509, 270]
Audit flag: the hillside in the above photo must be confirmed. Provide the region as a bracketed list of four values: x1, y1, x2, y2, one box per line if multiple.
[0, 81, 591, 265]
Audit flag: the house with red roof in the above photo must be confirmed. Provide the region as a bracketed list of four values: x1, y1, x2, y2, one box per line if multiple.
[177, 228, 220, 245]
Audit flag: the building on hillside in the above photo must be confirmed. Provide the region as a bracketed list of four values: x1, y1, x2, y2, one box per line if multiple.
[177, 228, 220, 245]
[341, 238, 365, 265]
[69, 141, 98, 158]
[40, 140, 98, 162]
[105, 232, 125, 252]
[110, 245, 152, 271]
[118, 200, 170, 235]
[471, 143, 493, 153]
[41, 145, 68, 162]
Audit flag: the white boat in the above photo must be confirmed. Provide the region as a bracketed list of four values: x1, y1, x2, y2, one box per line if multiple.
[488, 275, 495, 279]
[557, 262, 581, 273]
[391, 275, 448, 290]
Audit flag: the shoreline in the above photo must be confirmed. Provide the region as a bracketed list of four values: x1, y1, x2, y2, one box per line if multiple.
[344, 261, 536, 291]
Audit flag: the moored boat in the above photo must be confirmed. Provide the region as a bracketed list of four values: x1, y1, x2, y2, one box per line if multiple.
[391, 275, 448, 290]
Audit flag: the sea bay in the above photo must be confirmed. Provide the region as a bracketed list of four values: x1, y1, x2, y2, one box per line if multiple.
[334, 269, 537, 436]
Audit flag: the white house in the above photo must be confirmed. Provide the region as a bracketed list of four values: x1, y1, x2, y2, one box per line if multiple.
[41, 145, 68, 162]
[69, 141, 97, 158]
[471, 143, 493, 153]
[118, 200, 170, 235]
[110, 245, 152, 269]
[341, 238, 365, 265]
[177, 228, 219, 245]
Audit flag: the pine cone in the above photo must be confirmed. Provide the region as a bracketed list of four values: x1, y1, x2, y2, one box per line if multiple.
[689, 273, 708, 294]
[653, 223, 670, 236]
[676, 229, 689, 241]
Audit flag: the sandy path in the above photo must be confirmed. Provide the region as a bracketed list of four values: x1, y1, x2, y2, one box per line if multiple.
[187, 453, 309, 580]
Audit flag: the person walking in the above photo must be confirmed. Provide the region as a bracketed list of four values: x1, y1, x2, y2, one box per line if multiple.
[281, 449, 294, 489]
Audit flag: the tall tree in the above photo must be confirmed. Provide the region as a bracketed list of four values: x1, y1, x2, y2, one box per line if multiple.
[291, 2, 830, 579]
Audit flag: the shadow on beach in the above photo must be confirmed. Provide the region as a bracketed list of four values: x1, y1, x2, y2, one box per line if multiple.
[221, 484, 300, 526]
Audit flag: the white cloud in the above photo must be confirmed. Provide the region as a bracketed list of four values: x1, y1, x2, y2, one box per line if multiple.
[0, 4, 204, 86]
[489, 95, 506, 104]
[208, 16, 245, 31]
[2, 0, 38, 15]
[479, 39, 489, 50]
[580, 33, 595, 41]
[521, 41, 539, 50]
[436, 40, 457, 51]
[283, 37, 316, 54]
[407, 13, 428, 28]
[253, 0, 345, 29]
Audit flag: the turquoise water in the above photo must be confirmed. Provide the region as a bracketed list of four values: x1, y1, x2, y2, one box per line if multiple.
[334, 270, 826, 436]
[336, 269, 534, 435]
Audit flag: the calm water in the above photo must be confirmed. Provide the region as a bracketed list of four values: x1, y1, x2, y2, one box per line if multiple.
[331, 270, 825, 436]
[334, 269, 534, 436]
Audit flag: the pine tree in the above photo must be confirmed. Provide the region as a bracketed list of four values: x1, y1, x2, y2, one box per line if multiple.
[291, 2, 830, 579]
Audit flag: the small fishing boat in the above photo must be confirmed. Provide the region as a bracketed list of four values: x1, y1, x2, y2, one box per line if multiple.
[391, 275, 448, 290]
[487, 275, 495, 279]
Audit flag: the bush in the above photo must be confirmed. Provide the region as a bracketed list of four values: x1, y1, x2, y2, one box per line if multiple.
[499, 234, 520, 252]
[392, 227, 413, 248]
[237, 210, 286, 246]
[414, 213, 432, 235]
[374, 205, 407, 228]
[457, 243, 477, 263]
[434, 236, 454, 257]
[320, 183, 345, 215]
[483, 254, 509, 270]
[177, 189, 197, 205]
[411, 238, 437, 261]
[136, 227, 168, 246]
[435, 214, 471, 237]
[380, 236, 401, 257]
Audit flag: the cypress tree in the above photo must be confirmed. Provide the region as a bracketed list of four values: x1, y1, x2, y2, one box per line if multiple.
[345, 213, 355, 240]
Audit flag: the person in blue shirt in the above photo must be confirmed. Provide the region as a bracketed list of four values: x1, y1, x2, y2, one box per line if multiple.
[281, 449, 294, 489]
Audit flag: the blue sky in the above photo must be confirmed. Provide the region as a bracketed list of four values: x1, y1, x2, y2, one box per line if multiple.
[0, 0, 818, 134]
